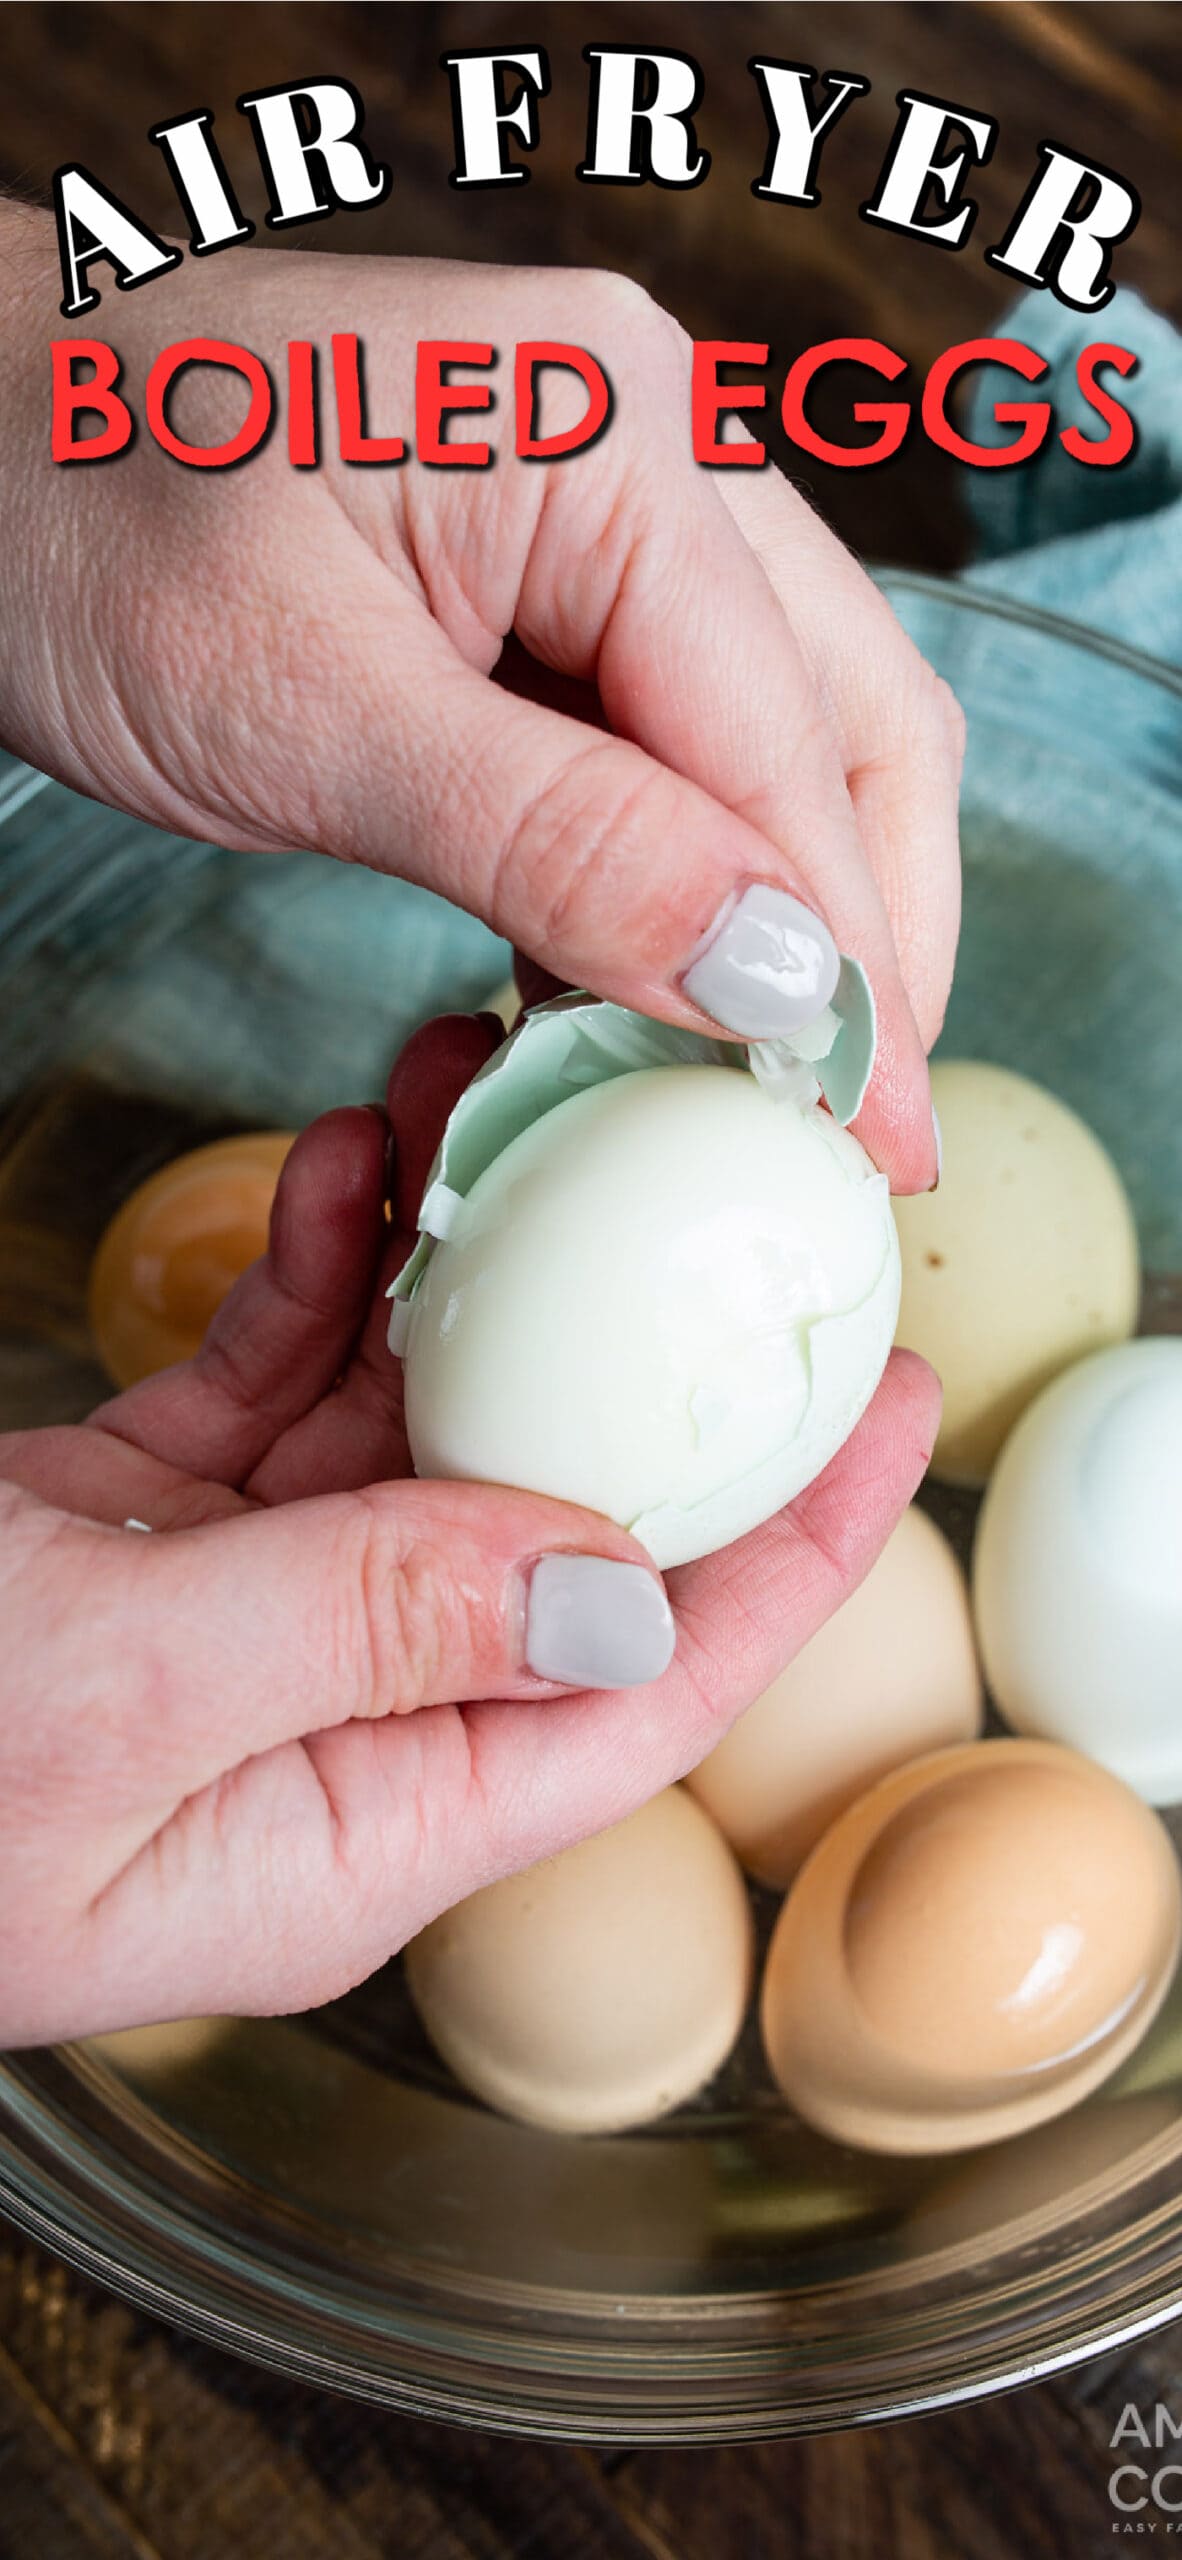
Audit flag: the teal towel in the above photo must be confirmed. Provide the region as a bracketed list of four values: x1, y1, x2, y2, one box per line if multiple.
[880, 288, 1181, 1271]
[0, 781, 507, 1127]
[960, 287, 1182, 666]
[1, 291, 1178, 1267]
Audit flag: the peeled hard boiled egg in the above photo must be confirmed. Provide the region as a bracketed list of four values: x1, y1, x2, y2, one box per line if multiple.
[894, 1061, 1139, 1485]
[405, 1790, 754, 2133]
[974, 1338, 1182, 1802]
[89, 1131, 295, 1388]
[402, 1065, 899, 1569]
[760, 1739, 1180, 2154]
[686, 1505, 982, 1885]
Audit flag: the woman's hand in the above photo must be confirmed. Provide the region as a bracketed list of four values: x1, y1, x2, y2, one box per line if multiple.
[0, 1017, 939, 2047]
[0, 210, 958, 1190]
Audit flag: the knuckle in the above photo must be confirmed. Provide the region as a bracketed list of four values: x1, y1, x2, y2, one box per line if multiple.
[344, 1493, 469, 1714]
[581, 269, 691, 378]
[581, 266, 656, 326]
[498, 739, 679, 970]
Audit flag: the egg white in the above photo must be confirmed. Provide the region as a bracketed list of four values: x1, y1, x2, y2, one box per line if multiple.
[403, 1065, 899, 1568]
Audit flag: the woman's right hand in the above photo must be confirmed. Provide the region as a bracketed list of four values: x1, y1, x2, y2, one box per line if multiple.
[0, 1018, 939, 2049]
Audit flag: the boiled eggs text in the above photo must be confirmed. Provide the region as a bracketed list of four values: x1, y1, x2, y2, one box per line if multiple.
[760, 1739, 1180, 2154]
[89, 1131, 294, 1388]
[686, 1505, 983, 1885]
[894, 1061, 1138, 1485]
[974, 1338, 1182, 1802]
[403, 1066, 899, 1569]
[405, 1789, 753, 2134]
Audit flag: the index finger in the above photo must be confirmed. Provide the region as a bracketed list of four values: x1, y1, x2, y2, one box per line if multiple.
[719, 462, 965, 1054]
[511, 297, 938, 1189]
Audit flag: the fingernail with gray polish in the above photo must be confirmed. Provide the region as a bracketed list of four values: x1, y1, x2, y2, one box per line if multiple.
[526, 1556, 676, 1688]
[681, 884, 841, 1039]
[930, 1104, 943, 1190]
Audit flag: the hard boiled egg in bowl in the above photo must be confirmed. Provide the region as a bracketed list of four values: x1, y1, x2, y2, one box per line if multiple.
[388, 983, 896, 1567]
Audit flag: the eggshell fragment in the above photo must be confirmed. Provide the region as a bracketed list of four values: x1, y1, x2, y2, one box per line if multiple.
[686, 1505, 983, 1885]
[974, 1338, 1182, 1803]
[89, 1131, 294, 1388]
[760, 1739, 1180, 2155]
[403, 1065, 900, 1568]
[894, 1061, 1139, 1485]
[405, 1790, 754, 2134]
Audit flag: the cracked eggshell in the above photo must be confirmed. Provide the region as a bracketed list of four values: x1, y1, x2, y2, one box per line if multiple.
[973, 1338, 1182, 1803]
[404, 1789, 754, 2134]
[401, 1065, 900, 1569]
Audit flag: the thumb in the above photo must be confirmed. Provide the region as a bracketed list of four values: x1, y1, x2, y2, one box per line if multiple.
[86, 1479, 677, 1794]
[309, 542, 934, 1197]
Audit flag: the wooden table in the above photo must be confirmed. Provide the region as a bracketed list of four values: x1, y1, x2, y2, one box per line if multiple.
[3, 0, 1179, 574]
[5, 2223, 1182, 2559]
[2, 5, 1180, 2551]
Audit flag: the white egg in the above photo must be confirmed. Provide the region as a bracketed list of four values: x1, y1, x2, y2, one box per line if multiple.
[973, 1338, 1182, 1802]
[402, 1065, 900, 1568]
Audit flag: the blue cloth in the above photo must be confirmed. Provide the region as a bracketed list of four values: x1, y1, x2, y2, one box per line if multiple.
[2, 290, 1178, 1261]
[0, 780, 507, 1129]
[880, 286, 1182, 1269]
[959, 287, 1182, 666]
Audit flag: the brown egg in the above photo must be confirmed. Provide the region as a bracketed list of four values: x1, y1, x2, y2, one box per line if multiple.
[685, 1506, 982, 1886]
[760, 1740, 1181, 2155]
[89, 1131, 295, 1388]
[405, 1790, 754, 2134]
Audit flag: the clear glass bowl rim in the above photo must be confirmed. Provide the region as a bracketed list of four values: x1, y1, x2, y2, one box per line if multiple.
[1, 571, 1181, 2443]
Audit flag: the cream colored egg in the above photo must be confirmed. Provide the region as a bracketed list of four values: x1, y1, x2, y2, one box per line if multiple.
[405, 1790, 754, 2134]
[686, 1505, 982, 1885]
[85, 2016, 232, 2075]
[760, 1739, 1180, 2155]
[485, 977, 521, 1030]
[894, 1061, 1138, 1485]
[974, 1338, 1182, 1802]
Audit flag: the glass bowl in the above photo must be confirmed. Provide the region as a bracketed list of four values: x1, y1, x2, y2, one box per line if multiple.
[0, 578, 1179, 2442]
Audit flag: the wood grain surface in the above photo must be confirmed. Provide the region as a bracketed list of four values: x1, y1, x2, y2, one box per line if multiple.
[2, 5, 1181, 2553]
[5, 2227, 1182, 2560]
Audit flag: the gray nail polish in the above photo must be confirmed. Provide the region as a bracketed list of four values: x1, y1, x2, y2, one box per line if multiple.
[681, 884, 841, 1039]
[526, 1556, 675, 1688]
[931, 1104, 943, 1190]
